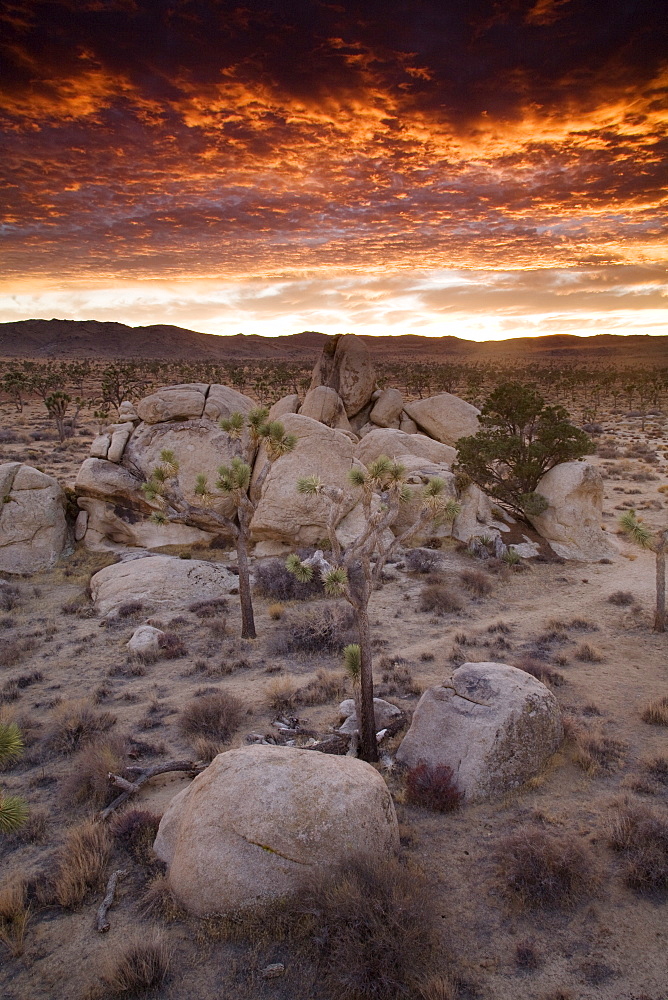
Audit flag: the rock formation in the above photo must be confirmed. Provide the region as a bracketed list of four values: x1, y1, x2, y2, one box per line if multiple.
[0, 462, 68, 573]
[529, 461, 616, 561]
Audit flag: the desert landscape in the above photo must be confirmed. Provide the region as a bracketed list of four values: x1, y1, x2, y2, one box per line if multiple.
[0, 330, 666, 1000]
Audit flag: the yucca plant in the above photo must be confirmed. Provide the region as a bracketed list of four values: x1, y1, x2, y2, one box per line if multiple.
[619, 510, 667, 632]
[141, 410, 296, 639]
[288, 456, 461, 762]
[0, 723, 27, 835]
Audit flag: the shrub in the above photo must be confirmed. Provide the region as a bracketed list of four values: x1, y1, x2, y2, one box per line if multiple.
[43, 700, 116, 755]
[116, 600, 144, 618]
[419, 585, 464, 615]
[139, 875, 184, 921]
[643, 755, 668, 785]
[255, 555, 325, 600]
[607, 590, 635, 606]
[378, 658, 423, 698]
[111, 809, 161, 864]
[459, 569, 493, 597]
[269, 602, 355, 656]
[62, 736, 127, 807]
[179, 691, 243, 744]
[608, 803, 668, 893]
[516, 657, 565, 687]
[266, 677, 300, 712]
[0, 584, 20, 613]
[296, 669, 347, 706]
[188, 597, 228, 618]
[405, 762, 463, 812]
[404, 548, 442, 574]
[157, 631, 187, 659]
[515, 939, 541, 970]
[574, 642, 604, 663]
[51, 820, 112, 908]
[641, 695, 668, 726]
[102, 933, 172, 994]
[0, 881, 29, 957]
[495, 826, 600, 909]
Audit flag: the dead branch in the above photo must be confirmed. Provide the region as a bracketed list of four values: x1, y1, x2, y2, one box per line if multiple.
[100, 760, 206, 820]
[96, 868, 126, 933]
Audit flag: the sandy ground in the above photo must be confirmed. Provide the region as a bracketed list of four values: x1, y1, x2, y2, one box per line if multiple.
[0, 398, 666, 1000]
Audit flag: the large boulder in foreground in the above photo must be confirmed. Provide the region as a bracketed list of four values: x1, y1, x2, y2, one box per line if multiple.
[403, 392, 480, 447]
[0, 463, 68, 573]
[90, 554, 237, 617]
[250, 414, 364, 545]
[396, 662, 562, 802]
[529, 461, 615, 561]
[154, 745, 399, 916]
[309, 334, 376, 417]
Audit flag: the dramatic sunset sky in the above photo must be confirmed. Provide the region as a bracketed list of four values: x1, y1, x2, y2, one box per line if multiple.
[1, 0, 666, 341]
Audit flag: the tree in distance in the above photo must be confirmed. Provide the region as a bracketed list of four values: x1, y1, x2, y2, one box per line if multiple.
[619, 510, 667, 633]
[286, 456, 460, 762]
[142, 409, 296, 639]
[455, 382, 594, 521]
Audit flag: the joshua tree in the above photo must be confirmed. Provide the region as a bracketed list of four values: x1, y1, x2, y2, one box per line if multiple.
[0, 723, 26, 835]
[619, 510, 667, 633]
[142, 409, 296, 639]
[287, 456, 460, 762]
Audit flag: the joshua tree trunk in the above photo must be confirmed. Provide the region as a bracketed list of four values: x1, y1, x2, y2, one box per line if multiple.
[351, 602, 378, 763]
[236, 511, 256, 640]
[655, 532, 667, 633]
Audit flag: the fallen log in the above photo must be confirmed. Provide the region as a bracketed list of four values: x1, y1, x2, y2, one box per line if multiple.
[96, 868, 126, 933]
[100, 760, 206, 820]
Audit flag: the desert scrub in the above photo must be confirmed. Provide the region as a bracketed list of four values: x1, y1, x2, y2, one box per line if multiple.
[574, 642, 604, 663]
[608, 802, 668, 894]
[111, 809, 161, 864]
[459, 568, 493, 597]
[50, 819, 112, 908]
[641, 695, 668, 725]
[179, 691, 244, 744]
[62, 736, 128, 807]
[378, 657, 423, 698]
[404, 548, 442, 574]
[607, 590, 635, 606]
[515, 656, 565, 687]
[101, 933, 172, 995]
[43, 700, 116, 756]
[254, 553, 325, 600]
[404, 762, 463, 813]
[419, 584, 464, 615]
[494, 826, 600, 909]
[269, 601, 355, 656]
[211, 856, 443, 1000]
[0, 880, 29, 957]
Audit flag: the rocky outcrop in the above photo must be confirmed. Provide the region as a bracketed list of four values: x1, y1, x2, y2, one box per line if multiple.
[299, 386, 352, 431]
[404, 393, 480, 447]
[370, 388, 404, 428]
[203, 384, 255, 422]
[153, 744, 399, 916]
[308, 334, 376, 417]
[396, 662, 563, 802]
[0, 463, 68, 573]
[250, 414, 364, 545]
[355, 428, 456, 468]
[529, 461, 615, 561]
[136, 384, 208, 424]
[90, 555, 238, 617]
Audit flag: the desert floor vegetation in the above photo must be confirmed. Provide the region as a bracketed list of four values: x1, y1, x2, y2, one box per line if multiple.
[0, 386, 667, 998]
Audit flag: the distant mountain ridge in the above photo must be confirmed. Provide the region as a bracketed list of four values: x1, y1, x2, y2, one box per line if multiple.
[0, 318, 665, 366]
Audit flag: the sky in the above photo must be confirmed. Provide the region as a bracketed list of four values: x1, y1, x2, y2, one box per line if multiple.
[0, 0, 666, 342]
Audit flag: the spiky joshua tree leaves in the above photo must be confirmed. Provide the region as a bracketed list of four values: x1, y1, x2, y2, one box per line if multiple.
[142, 409, 296, 639]
[619, 510, 667, 633]
[287, 456, 461, 762]
[0, 722, 27, 835]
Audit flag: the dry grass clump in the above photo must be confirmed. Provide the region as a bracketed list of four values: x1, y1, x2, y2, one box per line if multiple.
[404, 548, 442, 574]
[459, 568, 493, 597]
[608, 802, 668, 894]
[570, 727, 628, 775]
[116, 600, 144, 619]
[378, 657, 423, 698]
[102, 933, 172, 995]
[607, 590, 635, 606]
[254, 555, 325, 600]
[515, 657, 565, 687]
[643, 755, 668, 786]
[296, 669, 347, 706]
[495, 826, 600, 909]
[0, 637, 36, 669]
[110, 809, 161, 864]
[62, 736, 127, 807]
[140, 875, 184, 922]
[514, 939, 541, 970]
[216, 856, 442, 1000]
[156, 631, 187, 659]
[51, 820, 112, 908]
[43, 700, 117, 755]
[268, 602, 284, 619]
[641, 695, 668, 726]
[266, 677, 300, 712]
[269, 601, 355, 656]
[0, 880, 29, 958]
[574, 642, 604, 663]
[419, 584, 464, 616]
[188, 597, 228, 618]
[0, 583, 20, 612]
[179, 691, 243, 744]
[405, 762, 463, 813]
